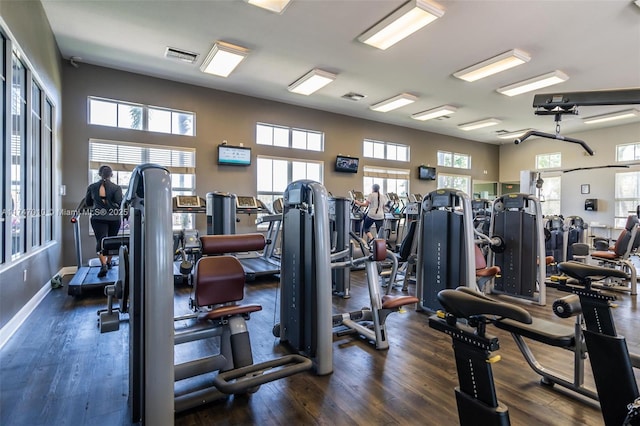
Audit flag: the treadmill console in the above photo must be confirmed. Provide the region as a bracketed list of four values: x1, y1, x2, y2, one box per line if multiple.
[176, 195, 201, 208]
[272, 198, 284, 214]
[173, 196, 206, 213]
[236, 196, 258, 209]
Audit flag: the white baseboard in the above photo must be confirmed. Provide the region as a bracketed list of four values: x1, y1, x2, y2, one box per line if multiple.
[60, 266, 77, 276]
[0, 267, 72, 350]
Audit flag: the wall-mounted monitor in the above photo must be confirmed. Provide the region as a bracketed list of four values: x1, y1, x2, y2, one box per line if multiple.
[418, 165, 436, 180]
[218, 144, 251, 166]
[335, 155, 359, 173]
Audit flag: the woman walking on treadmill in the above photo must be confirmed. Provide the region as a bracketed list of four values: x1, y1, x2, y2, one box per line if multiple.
[355, 183, 388, 244]
[85, 165, 123, 277]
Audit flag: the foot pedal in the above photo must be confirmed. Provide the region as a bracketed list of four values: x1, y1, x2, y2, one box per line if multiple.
[99, 311, 120, 333]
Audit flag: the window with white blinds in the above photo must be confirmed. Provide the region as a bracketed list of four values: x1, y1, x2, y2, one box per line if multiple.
[89, 139, 197, 229]
[362, 166, 410, 196]
[89, 139, 195, 175]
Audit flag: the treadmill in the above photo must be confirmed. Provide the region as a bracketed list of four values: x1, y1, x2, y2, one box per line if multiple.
[172, 195, 206, 284]
[67, 198, 119, 296]
[235, 196, 282, 280]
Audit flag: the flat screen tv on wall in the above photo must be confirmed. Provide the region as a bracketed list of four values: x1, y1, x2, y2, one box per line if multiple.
[335, 155, 359, 173]
[218, 144, 251, 166]
[418, 165, 436, 180]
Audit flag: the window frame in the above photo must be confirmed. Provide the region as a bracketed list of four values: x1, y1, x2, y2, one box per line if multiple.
[363, 139, 410, 162]
[616, 142, 640, 163]
[1, 29, 57, 266]
[362, 166, 410, 198]
[256, 155, 324, 212]
[539, 175, 561, 216]
[437, 150, 471, 169]
[255, 122, 324, 152]
[535, 152, 562, 170]
[437, 172, 471, 195]
[10, 50, 27, 258]
[88, 96, 196, 136]
[614, 171, 640, 229]
[88, 139, 197, 231]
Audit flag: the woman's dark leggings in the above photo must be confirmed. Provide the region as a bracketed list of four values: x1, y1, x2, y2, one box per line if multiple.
[362, 215, 384, 236]
[90, 217, 121, 253]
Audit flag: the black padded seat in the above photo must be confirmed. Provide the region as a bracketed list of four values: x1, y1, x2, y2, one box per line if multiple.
[558, 261, 629, 282]
[437, 288, 532, 324]
[494, 317, 575, 348]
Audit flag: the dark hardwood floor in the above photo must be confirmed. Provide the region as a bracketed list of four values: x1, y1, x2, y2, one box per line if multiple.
[1, 267, 638, 426]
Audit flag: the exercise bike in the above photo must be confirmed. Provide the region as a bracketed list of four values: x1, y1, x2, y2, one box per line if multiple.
[429, 262, 640, 425]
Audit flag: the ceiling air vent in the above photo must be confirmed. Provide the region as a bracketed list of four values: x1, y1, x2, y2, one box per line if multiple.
[342, 92, 366, 101]
[164, 47, 199, 64]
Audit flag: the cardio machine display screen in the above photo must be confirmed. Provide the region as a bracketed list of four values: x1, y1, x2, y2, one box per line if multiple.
[175, 195, 201, 208]
[236, 196, 258, 209]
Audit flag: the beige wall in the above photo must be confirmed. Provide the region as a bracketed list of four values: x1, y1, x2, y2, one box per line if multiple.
[500, 121, 640, 229]
[61, 63, 500, 265]
[0, 1, 63, 329]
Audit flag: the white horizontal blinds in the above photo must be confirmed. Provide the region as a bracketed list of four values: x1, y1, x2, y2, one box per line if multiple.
[363, 166, 410, 179]
[11, 134, 20, 157]
[89, 139, 195, 174]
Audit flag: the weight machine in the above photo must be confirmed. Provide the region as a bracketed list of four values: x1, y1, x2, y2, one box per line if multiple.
[487, 193, 547, 305]
[514, 88, 640, 154]
[416, 189, 477, 313]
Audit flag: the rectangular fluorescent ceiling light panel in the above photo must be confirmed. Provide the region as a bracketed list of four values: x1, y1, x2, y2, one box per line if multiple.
[358, 0, 445, 50]
[411, 105, 457, 121]
[458, 118, 501, 131]
[370, 93, 418, 112]
[583, 109, 640, 124]
[453, 49, 531, 82]
[200, 41, 249, 77]
[288, 69, 337, 95]
[245, 0, 291, 14]
[497, 70, 569, 97]
[496, 129, 533, 139]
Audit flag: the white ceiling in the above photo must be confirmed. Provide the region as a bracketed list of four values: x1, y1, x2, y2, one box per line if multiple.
[41, 0, 640, 144]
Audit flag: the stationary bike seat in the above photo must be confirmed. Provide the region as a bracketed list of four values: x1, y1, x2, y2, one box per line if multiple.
[437, 287, 532, 324]
[558, 261, 629, 282]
